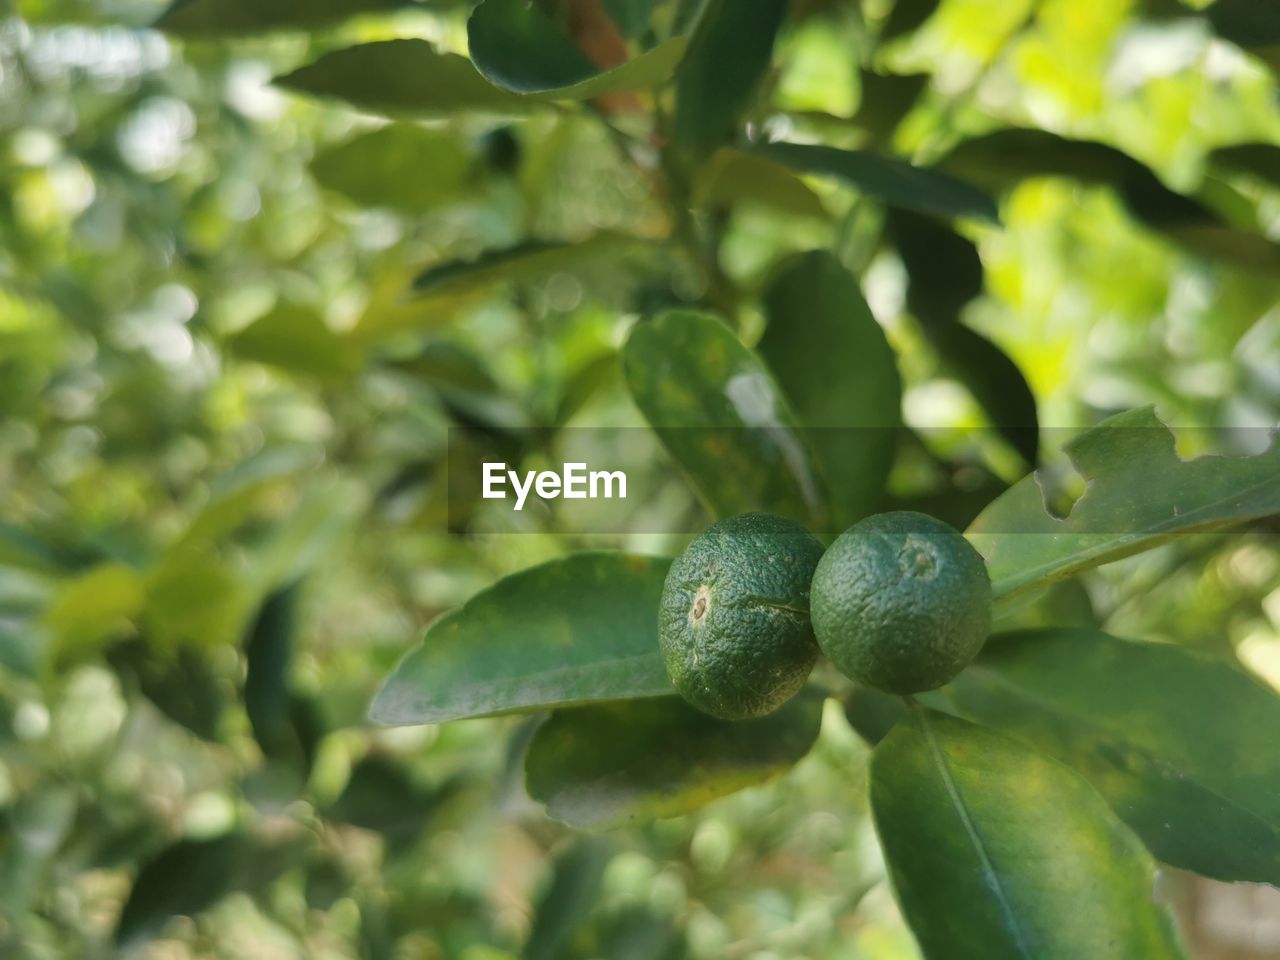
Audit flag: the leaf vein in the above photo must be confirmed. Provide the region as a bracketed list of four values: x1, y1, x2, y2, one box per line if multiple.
[920, 711, 1033, 958]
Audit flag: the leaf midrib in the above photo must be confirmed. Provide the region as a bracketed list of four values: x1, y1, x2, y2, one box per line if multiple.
[375, 652, 670, 723]
[919, 711, 1033, 958]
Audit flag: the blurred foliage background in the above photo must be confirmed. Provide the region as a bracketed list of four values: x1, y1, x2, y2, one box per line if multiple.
[1, 0, 1279, 957]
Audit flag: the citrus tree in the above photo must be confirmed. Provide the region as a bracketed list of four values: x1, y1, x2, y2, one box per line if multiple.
[260, 0, 1280, 955]
[4, 0, 1280, 957]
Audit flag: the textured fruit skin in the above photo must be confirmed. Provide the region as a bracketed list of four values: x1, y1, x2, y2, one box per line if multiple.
[659, 513, 825, 720]
[810, 511, 991, 694]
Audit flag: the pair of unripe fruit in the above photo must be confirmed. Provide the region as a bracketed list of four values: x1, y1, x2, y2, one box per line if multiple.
[658, 511, 992, 721]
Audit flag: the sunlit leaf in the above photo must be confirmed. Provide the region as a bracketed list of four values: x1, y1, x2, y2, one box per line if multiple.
[369, 553, 673, 725]
[622, 310, 830, 528]
[43, 563, 146, 658]
[967, 407, 1280, 601]
[310, 124, 475, 213]
[228, 303, 361, 381]
[525, 691, 824, 828]
[872, 710, 1187, 959]
[946, 628, 1280, 885]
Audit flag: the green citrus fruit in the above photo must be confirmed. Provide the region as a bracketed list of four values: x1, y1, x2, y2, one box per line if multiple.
[659, 512, 826, 720]
[810, 511, 991, 694]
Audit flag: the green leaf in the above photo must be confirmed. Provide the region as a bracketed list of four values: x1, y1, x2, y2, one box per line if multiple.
[1209, 143, 1280, 190]
[310, 124, 474, 213]
[324, 754, 455, 841]
[0, 523, 66, 576]
[349, 268, 462, 342]
[1124, 170, 1280, 274]
[249, 475, 368, 592]
[228, 303, 361, 380]
[931, 324, 1038, 464]
[672, 0, 789, 158]
[946, 628, 1280, 885]
[887, 209, 1037, 464]
[525, 691, 824, 828]
[967, 407, 1280, 601]
[414, 234, 648, 296]
[156, 0, 403, 34]
[468, 0, 687, 99]
[469, 0, 597, 92]
[525, 838, 614, 960]
[530, 37, 689, 101]
[843, 686, 909, 746]
[554, 352, 619, 426]
[937, 129, 1280, 273]
[935, 128, 1136, 192]
[751, 142, 999, 223]
[1207, 0, 1280, 70]
[853, 70, 930, 145]
[759, 250, 901, 526]
[622, 310, 829, 527]
[886, 208, 983, 317]
[107, 640, 226, 741]
[871, 709, 1187, 960]
[0, 787, 77, 920]
[368, 553, 673, 725]
[0, 621, 40, 678]
[43, 563, 146, 659]
[693, 148, 829, 221]
[276, 40, 534, 118]
[879, 0, 942, 42]
[177, 447, 318, 549]
[244, 584, 299, 762]
[114, 834, 241, 945]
